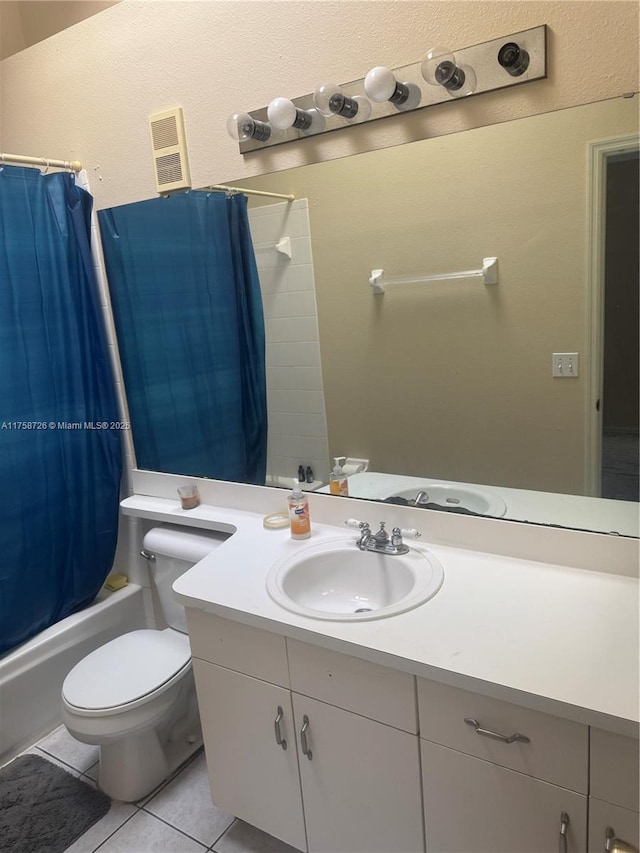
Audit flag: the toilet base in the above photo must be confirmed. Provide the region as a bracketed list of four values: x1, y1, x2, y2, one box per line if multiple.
[98, 725, 203, 802]
[64, 667, 204, 802]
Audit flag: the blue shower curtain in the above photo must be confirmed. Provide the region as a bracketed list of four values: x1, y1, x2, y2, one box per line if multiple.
[98, 191, 267, 484]
[0, 166, 123, 655]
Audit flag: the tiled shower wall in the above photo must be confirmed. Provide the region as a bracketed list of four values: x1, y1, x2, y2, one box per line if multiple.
[248, 199, 330, 487]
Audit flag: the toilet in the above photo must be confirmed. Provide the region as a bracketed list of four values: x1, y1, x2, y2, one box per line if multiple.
[62, 526, 227, 802]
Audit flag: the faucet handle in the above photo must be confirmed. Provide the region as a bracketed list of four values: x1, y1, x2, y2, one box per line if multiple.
[400, 527, 422, 539]
[345, 518, 366, 529]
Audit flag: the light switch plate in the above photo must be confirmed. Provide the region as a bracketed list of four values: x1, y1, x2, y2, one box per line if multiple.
[552, 353, 579, 377]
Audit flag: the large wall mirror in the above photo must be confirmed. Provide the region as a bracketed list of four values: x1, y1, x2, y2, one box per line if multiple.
[124, 96, 639, 537]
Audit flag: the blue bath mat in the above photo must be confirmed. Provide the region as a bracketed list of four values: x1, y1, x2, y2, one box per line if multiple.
[0, 753, 111, 853]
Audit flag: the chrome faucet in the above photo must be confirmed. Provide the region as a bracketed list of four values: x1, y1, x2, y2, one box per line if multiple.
[346, 519, 421, 555]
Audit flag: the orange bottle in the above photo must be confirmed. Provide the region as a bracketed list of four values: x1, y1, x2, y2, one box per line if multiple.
[288, 480, 311, 539]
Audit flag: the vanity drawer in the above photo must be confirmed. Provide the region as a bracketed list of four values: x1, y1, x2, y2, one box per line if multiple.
[421, 740, 588, 853]
[287, 639, 417, 733]
[418, 678, 588, 792]
[590, 728, 640, 812]
[186, 609, 289, 687]
[588, 798, 640, 853]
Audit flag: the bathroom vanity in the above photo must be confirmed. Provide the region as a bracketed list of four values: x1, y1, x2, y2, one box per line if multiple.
[122, 488, 639, 853]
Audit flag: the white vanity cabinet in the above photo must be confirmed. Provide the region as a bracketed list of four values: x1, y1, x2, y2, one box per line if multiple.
[186, 610, 424, 853]
[186, 606, 636, 853]
[187, 610, 306, 850]
[192, 659, 306, 849]
[588, 729, 639, 853]
[418, 679, 589, 853]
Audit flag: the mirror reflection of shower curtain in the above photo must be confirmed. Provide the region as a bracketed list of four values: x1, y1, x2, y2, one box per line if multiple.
[98, 191, 267, 484]
[0, 166, 123, 654]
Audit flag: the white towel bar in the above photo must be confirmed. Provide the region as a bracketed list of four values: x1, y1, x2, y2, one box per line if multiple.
[369, 257, 498, 294]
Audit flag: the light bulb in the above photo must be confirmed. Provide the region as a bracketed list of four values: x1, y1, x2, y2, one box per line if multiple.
[267, 97, 313, 131]
[226, 113, 271, 143]
[313, 83, 342, 116]
[313, 83, 365, 120]
[364, 66, 409, 105]
[421, 46, 476, 96]
[421, 46, 456, 86]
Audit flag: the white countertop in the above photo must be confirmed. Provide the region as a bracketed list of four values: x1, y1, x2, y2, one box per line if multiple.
[122, 494, 639, 738]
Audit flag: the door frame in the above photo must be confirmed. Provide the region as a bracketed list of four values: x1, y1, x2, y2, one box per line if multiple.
[585, 132, 640, 496]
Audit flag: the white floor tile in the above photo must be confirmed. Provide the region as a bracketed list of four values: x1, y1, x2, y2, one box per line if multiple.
[95, 809, 207, 852]
[26, 747, 81, 777]
[36, 725, 99, 773]
[143, 753, 234, 847]
[63, 800, 138, 853]
[213, 820, 303, 853]
[83, 760, 99, 782]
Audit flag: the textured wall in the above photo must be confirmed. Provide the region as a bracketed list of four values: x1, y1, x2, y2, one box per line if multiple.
[0, 1, 119, 60]
[1, 1, 638, 210]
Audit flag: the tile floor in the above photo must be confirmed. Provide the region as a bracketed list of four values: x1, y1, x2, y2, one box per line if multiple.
[20, 725, 302, 853]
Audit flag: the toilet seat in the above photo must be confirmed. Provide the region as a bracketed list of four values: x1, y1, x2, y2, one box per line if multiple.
[62, 629, 191, 716]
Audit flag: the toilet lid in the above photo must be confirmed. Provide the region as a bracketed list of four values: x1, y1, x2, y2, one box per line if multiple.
[62, 629, 190, 710]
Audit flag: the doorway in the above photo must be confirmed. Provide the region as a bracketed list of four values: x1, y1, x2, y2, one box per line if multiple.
[587, 134, 640, 501]
[601, 150, 639, 500]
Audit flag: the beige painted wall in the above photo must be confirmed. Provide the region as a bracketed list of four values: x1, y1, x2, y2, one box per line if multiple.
[238, 98, 639, 494]
[0, 1, 638, 212]
[0, 2, 119, 60]
[0, 1, 24, 63]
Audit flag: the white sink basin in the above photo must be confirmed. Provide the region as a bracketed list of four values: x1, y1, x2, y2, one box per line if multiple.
[266, 537, 444, 621]
[386, 484, 507, 517]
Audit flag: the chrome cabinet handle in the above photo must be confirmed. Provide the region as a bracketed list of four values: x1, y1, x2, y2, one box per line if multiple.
[464, 717, 531, 744]
[300, 715, 313, 760]
[606, 827, 639, 853]
[559, 811, 570, 853]
[274, 706, 287, 750]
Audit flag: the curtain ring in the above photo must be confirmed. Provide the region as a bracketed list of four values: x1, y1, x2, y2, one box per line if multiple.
[41, 158, 50, 175]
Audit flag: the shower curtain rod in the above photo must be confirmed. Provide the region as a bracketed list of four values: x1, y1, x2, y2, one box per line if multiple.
[0, 152, 82, 173]
[207, 184, 295, 201]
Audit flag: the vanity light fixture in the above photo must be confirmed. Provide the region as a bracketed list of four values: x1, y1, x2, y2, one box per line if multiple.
[420, 46, 477, 96]
[363, 66, 411, 105]
[313, 83, 372, 122]
[497, 42, 530, 77]
[226, 112, 272, 143]
[231, 25, 547, 153]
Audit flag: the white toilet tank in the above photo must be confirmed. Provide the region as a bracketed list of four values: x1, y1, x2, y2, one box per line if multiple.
[142, 527, 228, 633]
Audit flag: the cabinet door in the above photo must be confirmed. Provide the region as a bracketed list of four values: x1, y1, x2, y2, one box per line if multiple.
[421, 740, 587, 853]
[292, 694, 424, 853]
[192, 659, 307, 852]
[588, 798, 639, 853]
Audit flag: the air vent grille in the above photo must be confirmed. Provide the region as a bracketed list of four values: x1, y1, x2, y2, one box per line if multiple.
[151, 116, 179, 151]
[155, 153, 183, 186]
[148, 107, 191, 193]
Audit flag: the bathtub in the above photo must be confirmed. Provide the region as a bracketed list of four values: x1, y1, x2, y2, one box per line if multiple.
[0, 583, 147, 764]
